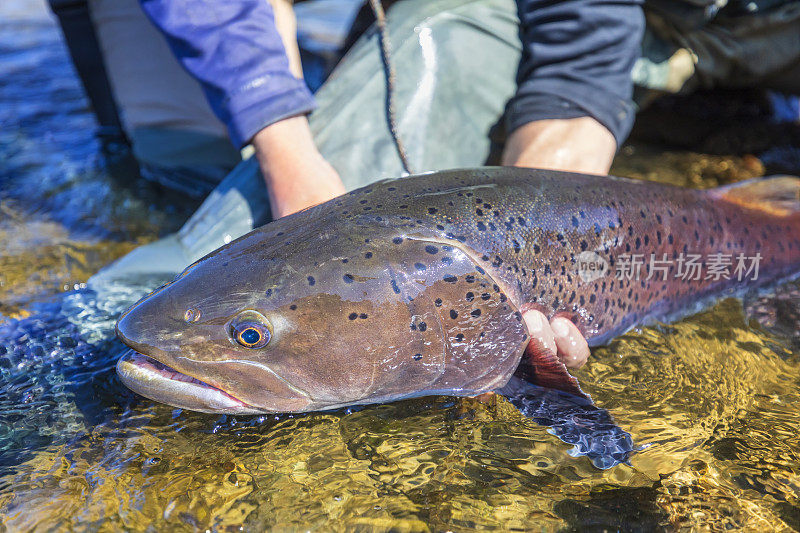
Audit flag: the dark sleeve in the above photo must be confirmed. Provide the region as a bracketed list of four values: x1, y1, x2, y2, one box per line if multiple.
[507, 0, 645, 146]
[139, 0, 315, 148]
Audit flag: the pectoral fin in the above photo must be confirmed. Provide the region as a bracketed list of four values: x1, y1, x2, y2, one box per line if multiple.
[516, 338, 590, 400]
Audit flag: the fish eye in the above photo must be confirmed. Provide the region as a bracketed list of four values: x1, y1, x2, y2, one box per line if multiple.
[232, 322, 271, 348]
[229, 311, 272, 349]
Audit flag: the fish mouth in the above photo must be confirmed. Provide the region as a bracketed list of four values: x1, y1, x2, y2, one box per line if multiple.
[116, 350, 263, 414]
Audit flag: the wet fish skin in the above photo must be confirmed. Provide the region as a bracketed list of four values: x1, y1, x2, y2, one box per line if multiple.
[116, 167, 800, 413]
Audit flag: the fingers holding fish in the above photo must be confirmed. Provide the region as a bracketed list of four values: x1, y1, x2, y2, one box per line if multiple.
[522, 309, 557, 356]
[550, 316, 589, 369]
[522, 310, 588, 369]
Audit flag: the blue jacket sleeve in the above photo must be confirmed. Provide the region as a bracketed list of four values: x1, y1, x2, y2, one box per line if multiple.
[139, 0, 315, 148]
[508, 0, 645, 146]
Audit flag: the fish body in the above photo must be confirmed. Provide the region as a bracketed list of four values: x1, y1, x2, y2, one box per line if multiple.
[116, 168, 800, 414]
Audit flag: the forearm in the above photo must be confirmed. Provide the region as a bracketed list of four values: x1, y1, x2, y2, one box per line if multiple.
[502, 117, 616, 175]
[252, 116, 345, 218]
[139, 0, 314, 147]
[507, 0, 644, 172]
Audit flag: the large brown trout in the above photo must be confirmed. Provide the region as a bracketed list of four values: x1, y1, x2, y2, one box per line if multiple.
[116, 168, 800, 414]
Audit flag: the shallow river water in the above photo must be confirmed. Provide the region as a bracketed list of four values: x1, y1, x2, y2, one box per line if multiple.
[1, 3, 799, 531]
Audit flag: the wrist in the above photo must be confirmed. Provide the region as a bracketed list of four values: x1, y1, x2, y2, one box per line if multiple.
[252, 116, 345, 218]
[502, 117, 616, 175]
[252, 115, 316, 166]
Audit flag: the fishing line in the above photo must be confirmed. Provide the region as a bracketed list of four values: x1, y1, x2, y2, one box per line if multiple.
[368, 0, 414, 175]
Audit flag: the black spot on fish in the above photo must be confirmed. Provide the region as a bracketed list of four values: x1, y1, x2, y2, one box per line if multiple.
[571, 216, 579, 227]
[290, 304, 297, 310]
[443, 275, 457, 283]
[441, 256, 453, 265]
[475, 266, 485, 275]
[364, 252, 373, 259]
[307, 276, 316, 286]
[415, 263, 426, 271]
[348, 313, 358, 320]
[391, 279, 401, 294]
[418, 322, 427, 332]
[477, 221, 487, 231]
[450, 310, 458, 319]
[392, 237, 403, 244]
[465, 275, 475, 283]
[466, 292, 475, 301]
[425, 245, 438, 254]
[428, 207, 438, 214]
[413, 353, 422, 361]
[481, 293, 490, 300]
[471, 309, 481, 317]
[455, 333, 465, 341]
[343, 274, 354, 283]
[434, 298, 442, 307]
[360, 313, 368, 319]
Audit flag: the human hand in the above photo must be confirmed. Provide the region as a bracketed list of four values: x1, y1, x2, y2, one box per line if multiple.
[522, 310, 589, 369]
[501, 116, 616, 176]
[252, 115, 346, 218]
[503, 117, 614, 368]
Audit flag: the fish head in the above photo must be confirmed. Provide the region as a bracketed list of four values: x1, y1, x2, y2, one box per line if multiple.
[116, 218, 518, 413]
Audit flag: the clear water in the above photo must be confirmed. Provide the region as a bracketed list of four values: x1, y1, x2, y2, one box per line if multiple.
[1, 3, 799, 531]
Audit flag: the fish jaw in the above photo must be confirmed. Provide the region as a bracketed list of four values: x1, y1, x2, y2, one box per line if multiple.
[116, 350, 263, 414]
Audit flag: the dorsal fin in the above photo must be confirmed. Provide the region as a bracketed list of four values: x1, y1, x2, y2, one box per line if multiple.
[712, 175, 800, 216]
